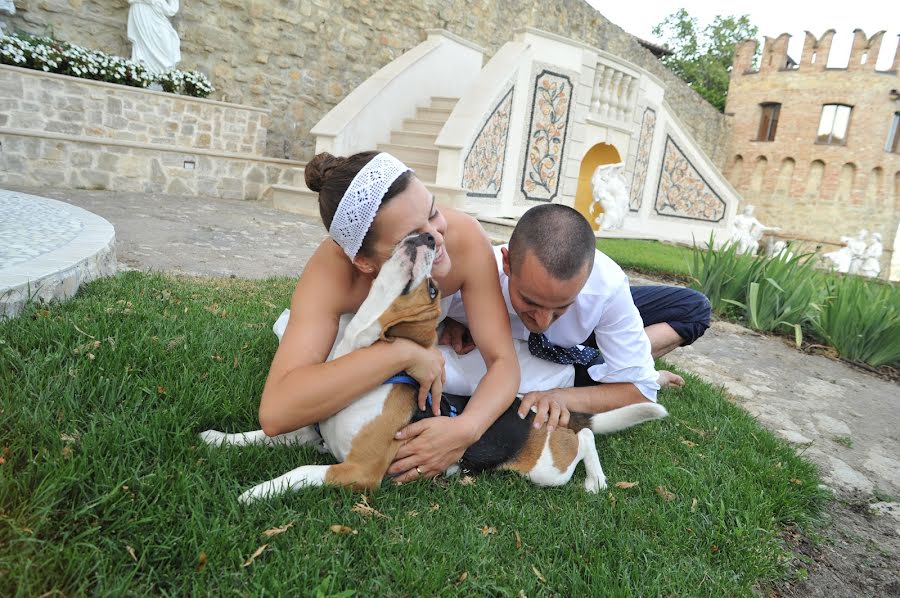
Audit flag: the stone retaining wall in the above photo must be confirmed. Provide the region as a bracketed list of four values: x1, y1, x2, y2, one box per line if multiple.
[6, 0, 730, 168]
[1, 65, 268, 155]
[0, 130, 304, 200]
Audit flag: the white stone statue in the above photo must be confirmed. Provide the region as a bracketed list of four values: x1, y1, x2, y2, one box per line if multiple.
[589, 163, 629, 231]
[847, 228, 869, 275]
[768, 240, 795, 261]
[823, 234, 854, 273]
[860, 232, 883, 279]
[127, 0, 181, 75]
[730, 205, 780, 255]
[0, 0, 15, 35]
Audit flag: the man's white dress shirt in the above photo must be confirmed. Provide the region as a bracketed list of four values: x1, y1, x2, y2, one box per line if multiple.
[440, 245, 660, 401]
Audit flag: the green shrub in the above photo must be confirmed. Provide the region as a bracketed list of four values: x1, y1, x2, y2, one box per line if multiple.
[691, 241, 822, 342]
[810, 275, 900, 368]
[689, 237, 761, 318]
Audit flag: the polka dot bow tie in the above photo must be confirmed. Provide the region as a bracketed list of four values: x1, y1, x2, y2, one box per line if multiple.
[527, 332, 600, 366]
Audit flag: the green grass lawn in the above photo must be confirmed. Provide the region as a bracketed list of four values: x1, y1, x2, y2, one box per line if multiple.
[1, 273, 825, 595]
[596, 239, 695, 280]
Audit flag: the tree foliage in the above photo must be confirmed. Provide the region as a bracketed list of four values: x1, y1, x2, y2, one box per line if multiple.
[652, 9, 758, 111]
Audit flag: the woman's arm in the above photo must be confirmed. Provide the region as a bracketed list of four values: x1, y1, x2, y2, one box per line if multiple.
[389, 215, 520, 481]
[258, 245, 443, 437]
[450, 218, 520, 438]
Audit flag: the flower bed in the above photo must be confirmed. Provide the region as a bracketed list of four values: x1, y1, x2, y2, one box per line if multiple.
[0, 32, 212, 98]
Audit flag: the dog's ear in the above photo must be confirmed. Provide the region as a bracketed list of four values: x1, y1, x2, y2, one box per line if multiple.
[378, 280, 441, 347]
[379, 301, 442, 347]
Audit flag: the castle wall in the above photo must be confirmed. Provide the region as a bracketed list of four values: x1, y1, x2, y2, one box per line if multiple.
[6, 0, 730, 167]
[724, 31, 900, 273]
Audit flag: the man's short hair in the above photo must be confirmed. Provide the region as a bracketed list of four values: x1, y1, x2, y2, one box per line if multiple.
[508, 204, 596, 280]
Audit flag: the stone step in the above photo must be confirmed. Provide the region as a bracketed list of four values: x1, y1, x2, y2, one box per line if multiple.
[416, 106, 453, 122]
[262, 184, 320, 219]
[376, 143, 439, 166]
[406, 160, 436, 183]
[264, 180, 465, 220]
[430, 96, 459, 111]
[390, 130, 439, 147]
[402, 118, 445, 134]
[476, 215, 517, 243]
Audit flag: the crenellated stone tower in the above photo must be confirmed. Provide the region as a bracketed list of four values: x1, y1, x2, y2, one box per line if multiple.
[724, 30, 900, 277]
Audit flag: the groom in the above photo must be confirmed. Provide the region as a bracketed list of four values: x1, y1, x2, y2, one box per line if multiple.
[441, 204, 710, 431]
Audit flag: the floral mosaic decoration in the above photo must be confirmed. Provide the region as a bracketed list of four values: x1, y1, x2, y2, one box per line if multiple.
[655, 136, 726, 222]
[629, 108, 656, 211]
[521, 70, 572, 202]
[463, 87, 514, 198]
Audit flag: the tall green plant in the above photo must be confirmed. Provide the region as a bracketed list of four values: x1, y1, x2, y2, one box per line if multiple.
[736, 249, 822, 342]
[811, 276, 900, 368]
[691, 241, 822, 343]
[689, 236, 760, 316]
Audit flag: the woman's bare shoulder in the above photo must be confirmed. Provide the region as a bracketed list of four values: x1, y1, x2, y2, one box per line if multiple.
[291, 240, 360, 313]
[444, 208, 492, 261]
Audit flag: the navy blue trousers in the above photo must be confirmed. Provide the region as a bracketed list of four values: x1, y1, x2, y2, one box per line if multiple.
[574, 285, 710, 387]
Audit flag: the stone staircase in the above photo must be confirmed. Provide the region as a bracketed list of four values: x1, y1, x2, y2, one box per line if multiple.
[264, 97, 458, 218]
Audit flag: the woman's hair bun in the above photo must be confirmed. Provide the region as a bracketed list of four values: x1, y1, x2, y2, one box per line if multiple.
[305, 152, 344, 192]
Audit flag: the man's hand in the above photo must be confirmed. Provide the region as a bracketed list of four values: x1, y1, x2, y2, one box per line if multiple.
[438, 318, 477, 355]
[517, 390, 571, 432]
[388, 417, 475, 482]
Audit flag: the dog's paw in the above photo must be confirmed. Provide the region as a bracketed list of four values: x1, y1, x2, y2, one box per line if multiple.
[584, 475, 607, 494]
[238, 484, 269, 504]
[198, 429, 228, 446]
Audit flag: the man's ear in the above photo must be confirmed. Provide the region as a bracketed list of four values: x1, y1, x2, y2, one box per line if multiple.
[501, 246, 512, 278]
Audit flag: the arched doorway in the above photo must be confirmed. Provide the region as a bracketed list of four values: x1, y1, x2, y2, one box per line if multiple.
[574, 143, 622, 231]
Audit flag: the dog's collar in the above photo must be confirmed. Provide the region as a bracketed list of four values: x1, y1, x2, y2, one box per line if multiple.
[384, 372, 457, 417]
[314, 373, 456, 438]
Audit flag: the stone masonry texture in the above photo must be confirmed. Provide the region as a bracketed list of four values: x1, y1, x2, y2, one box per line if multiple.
[6, 0, 731, 168]
[724, 32, 900, 271]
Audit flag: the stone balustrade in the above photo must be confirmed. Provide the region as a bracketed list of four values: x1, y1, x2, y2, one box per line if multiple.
[589, 60, 639, 123]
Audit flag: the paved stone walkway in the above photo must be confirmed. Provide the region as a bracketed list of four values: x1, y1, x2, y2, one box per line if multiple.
[7, 186, 899, 595]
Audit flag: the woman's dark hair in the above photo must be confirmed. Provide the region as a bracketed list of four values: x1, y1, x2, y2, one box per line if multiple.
[305, 151, 414, 257]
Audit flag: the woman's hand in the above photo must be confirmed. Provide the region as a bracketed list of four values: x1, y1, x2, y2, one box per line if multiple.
[517, 390, 571, 432]
[394, 338, 445, 416]
[388, 417, 477, 482]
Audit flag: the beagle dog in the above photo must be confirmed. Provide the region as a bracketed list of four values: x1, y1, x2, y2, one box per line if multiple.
[201, 233, 666, 502]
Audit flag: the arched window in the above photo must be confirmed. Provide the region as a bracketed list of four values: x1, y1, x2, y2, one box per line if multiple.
[816, 104, 852, 145]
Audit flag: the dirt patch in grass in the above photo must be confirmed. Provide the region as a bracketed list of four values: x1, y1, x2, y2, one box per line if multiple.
[772, 499, 900, 597]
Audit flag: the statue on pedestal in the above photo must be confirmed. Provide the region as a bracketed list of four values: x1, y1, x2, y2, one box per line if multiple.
[730, 205, 780, 255]
[589, 163, 628, 231]
[127, 0, 181, 75]
[860, 232, 883, 279]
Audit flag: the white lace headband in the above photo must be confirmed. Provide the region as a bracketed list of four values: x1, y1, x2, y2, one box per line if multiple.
[328, 152, 413, 260]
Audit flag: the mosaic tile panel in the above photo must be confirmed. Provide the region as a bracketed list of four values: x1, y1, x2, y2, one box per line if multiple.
[462, 87, 514, 198]
[520, 70, 573, 202]
[654, 136, 727, 222]
[629, 108, 656, 212]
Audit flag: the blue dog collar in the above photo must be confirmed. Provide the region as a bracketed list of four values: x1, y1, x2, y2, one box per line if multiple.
[314, 372, 456, 437]
[384, 372, 457, 417]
